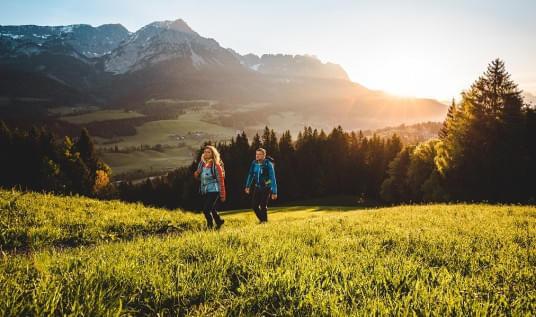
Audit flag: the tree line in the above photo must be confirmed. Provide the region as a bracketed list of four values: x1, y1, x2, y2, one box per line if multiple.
[380, 59, 536, 203]
[1, 59, 534, 208]
[0, 124, 112, 197]
[116, 126, 403, 210]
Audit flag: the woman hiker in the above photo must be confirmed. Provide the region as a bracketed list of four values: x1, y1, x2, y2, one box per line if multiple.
[194, 145, 226, 229]
[245, 148, 277, 223]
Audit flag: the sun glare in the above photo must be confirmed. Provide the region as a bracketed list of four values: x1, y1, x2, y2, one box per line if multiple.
[342, 39, 462, 101]
[373, 54, 450, 99]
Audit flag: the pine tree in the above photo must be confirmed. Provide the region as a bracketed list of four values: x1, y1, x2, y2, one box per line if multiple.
[380, 146, 413, 203]
[439, 99, 457, 139]
[435, 58, 528, 202]
[406, 139, 441, 202]
[0, 121, 12, 186]
[250, 133, 262, 152]
[261, 126, 278, 157]
[277, 130, 296, 201]
[76, 128, 98, 171]
[75, 128, 111, 196]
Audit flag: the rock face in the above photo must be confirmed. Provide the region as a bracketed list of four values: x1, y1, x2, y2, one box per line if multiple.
[233, 52, 349, 80]
[0, 23, 130, 58]
[1, 19, 347, 79]
[103, 19, 240, 74]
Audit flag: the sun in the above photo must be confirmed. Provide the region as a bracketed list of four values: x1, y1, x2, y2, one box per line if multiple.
[375, 54, 449, 99]
[344, 46, 458, 100]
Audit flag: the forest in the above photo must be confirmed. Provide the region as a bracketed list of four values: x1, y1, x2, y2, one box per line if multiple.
[1, 59, 535, 209]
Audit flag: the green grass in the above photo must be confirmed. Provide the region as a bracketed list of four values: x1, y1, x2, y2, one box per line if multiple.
[48, 105, 100, 116]
[96, 117, 237, 175]
[100, 147, 195, 175]
[60, 109, 145, 124]
[108, 118, 237, 148]
[51, 101, 304, 175]
[0, 190, 203, 251]
[86, 102, 305, 174]
[1, 190, 535, 315]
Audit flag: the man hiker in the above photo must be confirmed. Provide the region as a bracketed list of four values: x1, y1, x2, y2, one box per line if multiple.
[245, 148, 277, 223]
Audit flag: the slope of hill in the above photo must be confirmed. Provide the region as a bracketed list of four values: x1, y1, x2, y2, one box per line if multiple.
[364, 121, 442, 145]
[1, 189, 534, 315]
[0, 189, 203, 251]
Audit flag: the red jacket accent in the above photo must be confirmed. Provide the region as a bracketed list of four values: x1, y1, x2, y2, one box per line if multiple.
[202, 162, 225, 200]
[215, 163, 226, 200]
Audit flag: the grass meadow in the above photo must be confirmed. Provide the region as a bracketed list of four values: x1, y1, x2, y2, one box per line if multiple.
[100, 147, 195, 176]
[61, 102, 311, 176]
[2, 190, 535, 316]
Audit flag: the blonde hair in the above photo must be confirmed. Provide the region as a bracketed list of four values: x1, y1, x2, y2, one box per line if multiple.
[256, 148, 267, 155]
[201, 145, 221, 166]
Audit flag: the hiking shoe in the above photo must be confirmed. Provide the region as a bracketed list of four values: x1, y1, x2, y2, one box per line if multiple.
[216, 219, 225, 230]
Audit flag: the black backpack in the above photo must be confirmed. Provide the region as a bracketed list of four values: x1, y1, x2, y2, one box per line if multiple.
[249, 157, 275, 187]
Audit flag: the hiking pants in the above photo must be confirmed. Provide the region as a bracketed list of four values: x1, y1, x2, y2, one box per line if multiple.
[202, 192, 222, 228]
[252, 187, 271, 222]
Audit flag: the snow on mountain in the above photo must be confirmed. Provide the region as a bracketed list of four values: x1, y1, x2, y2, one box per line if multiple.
[0, 33, 24, 39]
[0, 24, 130, 58]
[1, 19, 350, 81]
[104, 19, 232, 74]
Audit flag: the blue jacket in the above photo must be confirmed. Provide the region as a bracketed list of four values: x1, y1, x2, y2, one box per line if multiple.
[245, 159, 277, 194]
[197, 161, 226, 199]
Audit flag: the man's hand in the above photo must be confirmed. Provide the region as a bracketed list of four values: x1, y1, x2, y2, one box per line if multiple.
[245, 188, 250, 194]
[221, 196, 226, 202]
[271, 194, 277, 200]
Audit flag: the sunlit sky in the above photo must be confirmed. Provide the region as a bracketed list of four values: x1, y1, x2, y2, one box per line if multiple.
[2, 0, 535, 101]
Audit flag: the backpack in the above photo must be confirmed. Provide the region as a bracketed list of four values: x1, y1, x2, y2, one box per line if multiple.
[197, 160, 225, 179]
[263, 156, 275, 176]
[250, 157, 274, 187]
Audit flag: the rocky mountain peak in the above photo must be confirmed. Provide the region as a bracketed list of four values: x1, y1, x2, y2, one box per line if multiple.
[140, 19, 197, 35]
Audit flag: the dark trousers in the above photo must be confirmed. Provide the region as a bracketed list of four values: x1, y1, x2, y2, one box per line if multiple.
[202, 192, 222, 228]
[252, 187, 271, 222]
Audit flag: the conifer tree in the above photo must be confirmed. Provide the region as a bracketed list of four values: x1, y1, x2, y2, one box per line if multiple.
[435, 59, 528, 201]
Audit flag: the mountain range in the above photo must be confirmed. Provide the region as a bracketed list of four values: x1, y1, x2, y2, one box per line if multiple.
[0, 19, 447, 130]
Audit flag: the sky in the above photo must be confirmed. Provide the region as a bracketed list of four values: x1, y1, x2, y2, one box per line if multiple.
[2, 0, 535, 101]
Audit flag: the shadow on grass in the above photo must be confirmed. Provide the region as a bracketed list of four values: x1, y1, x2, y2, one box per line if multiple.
[220, 205, 368, 216]
[220, 195, 379, 215]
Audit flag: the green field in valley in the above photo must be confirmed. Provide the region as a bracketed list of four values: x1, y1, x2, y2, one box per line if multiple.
[59, 109, 146, 124]
[100, 147, 195, 176]
[96, 117, 237, 177]
[62, 102, 312, 176]
[1, 189, 535, 315]
[112, 118, 237, 148]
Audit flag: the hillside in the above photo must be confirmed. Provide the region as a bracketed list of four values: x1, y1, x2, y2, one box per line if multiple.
[364, 121, 442, 145]
[1, 189, 535, 315]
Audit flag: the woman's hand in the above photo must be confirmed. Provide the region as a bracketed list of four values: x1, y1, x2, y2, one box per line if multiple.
[271, 194, 277, 200]
[193, 169, 201, 180]
[245, 188, 250, 194]
[221, 196, 226, 202]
